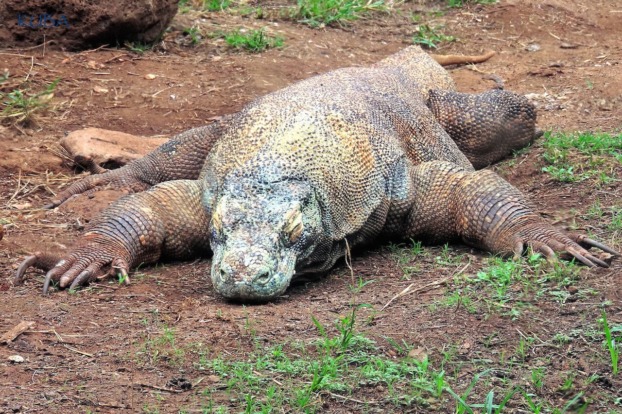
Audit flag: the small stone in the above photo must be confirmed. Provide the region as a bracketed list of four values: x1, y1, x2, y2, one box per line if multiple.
[145, 74, 157, 80]
[93, 86, 109, 94]
[567, 286, 579, 295]
[8, 355, 25, 363]
[526, 43, 541, 52]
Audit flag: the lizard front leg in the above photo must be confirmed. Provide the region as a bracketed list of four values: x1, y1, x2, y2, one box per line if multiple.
[47, 117, 231, 208]
[405, 161, 619, 265]
[16, 180, 212, 293]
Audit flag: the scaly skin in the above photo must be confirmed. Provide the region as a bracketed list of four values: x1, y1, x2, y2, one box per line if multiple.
[16, 46, 618, 299]
[427, 89, 541, 169]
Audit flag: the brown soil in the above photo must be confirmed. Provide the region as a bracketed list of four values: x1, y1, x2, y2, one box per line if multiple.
[1, 0, 621, 412]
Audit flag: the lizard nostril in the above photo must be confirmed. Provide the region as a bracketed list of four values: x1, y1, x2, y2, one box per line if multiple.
[253, 270, 272, 285]
[219, 267, 229, 281]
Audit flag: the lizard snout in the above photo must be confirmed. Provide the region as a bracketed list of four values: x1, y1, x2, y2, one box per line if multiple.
[211, 244, 293, 301]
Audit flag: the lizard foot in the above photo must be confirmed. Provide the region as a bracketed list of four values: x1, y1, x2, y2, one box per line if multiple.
[16, 246, 131, 294]
[507, 223, 618, 268]
[569, 233, 620, 257]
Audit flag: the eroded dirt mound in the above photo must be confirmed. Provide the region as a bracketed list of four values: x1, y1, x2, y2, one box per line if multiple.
[0, 0, 179, 50]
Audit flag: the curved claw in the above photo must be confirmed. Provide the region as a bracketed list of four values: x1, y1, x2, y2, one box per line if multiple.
[513, 223, 615, 269]
[43, 268, 55, 295]
[15, 252, 62, 285]
[530, 241, 556, 262]
[566, 247, 596, 268]
[572, 234, 620, 257]
[590, 256, 609, 268]
[15, 256, 39, 284]
[69, 270, 91, 291]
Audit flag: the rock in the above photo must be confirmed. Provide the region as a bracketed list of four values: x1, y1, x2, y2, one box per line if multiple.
[526, 43, 541, 52]
[59, 128, 169, 170]
[0, 0, 179, 50]
[8, 355, 24, 363]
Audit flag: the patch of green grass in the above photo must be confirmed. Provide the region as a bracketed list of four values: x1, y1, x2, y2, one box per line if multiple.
[600, 310, 621, 376]
[541, 165, 585, 182]
[531, 367, 545, 390]
[183, 26, 203, 45]
[125, 41, 154, 54]
[217, 28, 284, 53]
[1, 73, 59, 126]
[434, 243, 464, 266]
[444, 370, 518, 414]
[582, 199, 622, 233]
[130, 308, 607, 412]
[387, 239, 429, 279]
[447, 0, 497, 7]
[232, 5, 265, 18]
[541, 131, 622, 183]
[294, 0, 388, 28]
[137, 325, 186, 367]
[440, 253, 585, 320]
[609, 207, 622, 230]
[433, 290, 477, 313]
[412, 24, 455, 49]
[178, 0, 193, 13]
[195, 310, 449, 411]
[203, 0, 231, 12]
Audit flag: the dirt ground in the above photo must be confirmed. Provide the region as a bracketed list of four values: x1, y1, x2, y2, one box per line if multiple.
[1, 0, 621, 412]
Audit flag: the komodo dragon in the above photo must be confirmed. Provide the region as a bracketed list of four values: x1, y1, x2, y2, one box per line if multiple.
[16, 46, 618, 300]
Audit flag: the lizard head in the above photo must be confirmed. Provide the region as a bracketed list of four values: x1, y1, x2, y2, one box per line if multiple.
[208, 178, 322, 301]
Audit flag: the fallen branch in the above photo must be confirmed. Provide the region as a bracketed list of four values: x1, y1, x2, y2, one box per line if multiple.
[1, 321, 35, 344]
[132, 383, 184, 393]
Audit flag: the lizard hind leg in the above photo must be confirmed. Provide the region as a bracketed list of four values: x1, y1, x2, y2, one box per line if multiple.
[427, 89, 542, 169]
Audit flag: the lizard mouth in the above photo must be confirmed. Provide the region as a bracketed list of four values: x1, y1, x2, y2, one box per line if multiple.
[210, 247, 297, 302]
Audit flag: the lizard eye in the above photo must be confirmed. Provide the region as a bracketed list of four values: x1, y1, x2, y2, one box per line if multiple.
[283, 208, 304, 245]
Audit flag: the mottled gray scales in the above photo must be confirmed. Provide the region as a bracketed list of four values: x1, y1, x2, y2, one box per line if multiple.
[17, 46, 618, 300]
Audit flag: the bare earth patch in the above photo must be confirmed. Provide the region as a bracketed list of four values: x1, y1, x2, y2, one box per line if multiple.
[0, 0, 620, 412]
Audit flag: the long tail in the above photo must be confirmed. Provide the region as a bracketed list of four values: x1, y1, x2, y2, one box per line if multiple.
[432, 50, 496, 66]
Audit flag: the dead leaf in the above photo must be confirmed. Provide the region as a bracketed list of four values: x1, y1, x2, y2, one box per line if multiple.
[93, 86, 109, 94]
